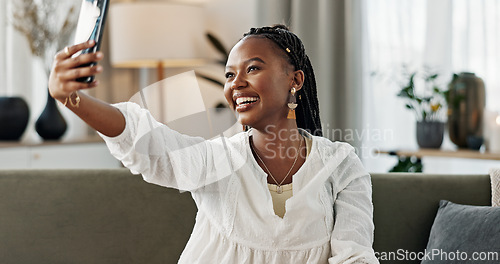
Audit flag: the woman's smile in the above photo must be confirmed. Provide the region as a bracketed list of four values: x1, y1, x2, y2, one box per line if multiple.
[234, 95, 260, 112]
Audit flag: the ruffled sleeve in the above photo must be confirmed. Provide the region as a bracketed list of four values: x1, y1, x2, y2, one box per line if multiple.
[328, 148, 379, 264]
[98, 102, 236, 192]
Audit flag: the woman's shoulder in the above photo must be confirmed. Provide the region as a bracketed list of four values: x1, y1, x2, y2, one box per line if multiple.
[311, 136, 368, 188]
[305, 132, 355, 158]
[207, 129, 249, 158]
[211, 129, 248, 146]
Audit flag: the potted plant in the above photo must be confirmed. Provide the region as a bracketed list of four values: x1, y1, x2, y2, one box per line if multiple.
[397, 69, 449, 148]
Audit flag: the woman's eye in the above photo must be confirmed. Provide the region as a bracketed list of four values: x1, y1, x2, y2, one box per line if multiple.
[225, 72, 234, 79]
[247, 66, 259, 73]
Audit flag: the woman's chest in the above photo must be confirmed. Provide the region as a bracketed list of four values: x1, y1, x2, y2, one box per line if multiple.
[226, 168, 336, 248]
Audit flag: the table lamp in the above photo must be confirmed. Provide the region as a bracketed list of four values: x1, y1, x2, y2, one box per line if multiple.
[109, 2, 207, 81]
[108, 2, 208, 125]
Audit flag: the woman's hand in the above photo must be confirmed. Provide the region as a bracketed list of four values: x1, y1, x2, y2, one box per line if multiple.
[48, 40, 104, 104]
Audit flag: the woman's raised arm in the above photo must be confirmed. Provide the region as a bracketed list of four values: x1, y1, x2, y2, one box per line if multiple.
[48, 40, 125, 137]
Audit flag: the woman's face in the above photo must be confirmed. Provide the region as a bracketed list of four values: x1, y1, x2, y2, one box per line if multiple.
[224, 37, 297, 130]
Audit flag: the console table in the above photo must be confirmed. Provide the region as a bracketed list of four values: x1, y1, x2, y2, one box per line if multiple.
[375, 148, 500, 172]
[375, 148, 500, 161]
[0, 137, 121, 169]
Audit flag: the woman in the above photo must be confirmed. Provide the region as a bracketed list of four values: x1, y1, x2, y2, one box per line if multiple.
[49, 25, 379, 264]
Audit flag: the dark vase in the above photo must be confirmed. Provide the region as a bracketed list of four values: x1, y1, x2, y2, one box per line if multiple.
[0, 96, 30, 140]
[416, 121, 444, 149]
[35, 89, 67, 140]
[447, 72, 486, 148]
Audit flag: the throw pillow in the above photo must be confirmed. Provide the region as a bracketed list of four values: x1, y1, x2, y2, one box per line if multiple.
[490, 168, 500, 207]
[421, 200, 500, 264]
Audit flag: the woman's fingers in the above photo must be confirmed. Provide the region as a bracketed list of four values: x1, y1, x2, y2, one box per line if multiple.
[49, 40, 103, 102]
[53, 40, 102, 72]
[55, 40, 95, 60]
[55, 51, 103, 71]
[57, 64, 103, 82]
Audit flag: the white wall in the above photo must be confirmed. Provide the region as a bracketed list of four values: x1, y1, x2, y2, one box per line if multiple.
[0, 0, 6, 94]
[204, 0, 257, 55]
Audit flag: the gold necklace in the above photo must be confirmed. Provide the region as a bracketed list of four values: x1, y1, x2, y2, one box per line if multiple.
[251, 136, 303, 194]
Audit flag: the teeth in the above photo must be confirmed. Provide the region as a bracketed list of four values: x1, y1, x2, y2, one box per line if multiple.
[236, 97, 258, 105]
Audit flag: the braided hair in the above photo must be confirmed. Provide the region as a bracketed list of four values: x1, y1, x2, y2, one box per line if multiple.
[242, 25, 323, 136]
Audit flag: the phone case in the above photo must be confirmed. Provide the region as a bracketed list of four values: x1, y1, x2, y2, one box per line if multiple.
[73, 0, 109, 83]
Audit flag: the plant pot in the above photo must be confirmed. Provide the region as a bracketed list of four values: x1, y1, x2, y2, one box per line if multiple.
[0, 96, 30, 140]
[416, 121, 444, 149]
[35, 89, 67, 140]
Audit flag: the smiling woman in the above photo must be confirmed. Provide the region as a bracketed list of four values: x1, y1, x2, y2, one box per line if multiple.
[224, 37, 298, 130]
[47, 24, 379, 263]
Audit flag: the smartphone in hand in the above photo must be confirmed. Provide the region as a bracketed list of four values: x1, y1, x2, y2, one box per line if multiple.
[73, 0, 109, 83]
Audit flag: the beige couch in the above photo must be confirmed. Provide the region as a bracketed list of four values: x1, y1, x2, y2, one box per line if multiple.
[0, 169, 491, 264]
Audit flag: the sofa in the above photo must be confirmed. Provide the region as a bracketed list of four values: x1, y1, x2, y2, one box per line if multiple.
[0, 169, 491, 264]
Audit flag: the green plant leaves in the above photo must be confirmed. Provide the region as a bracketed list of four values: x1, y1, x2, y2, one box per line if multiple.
[396, 69, 448, 121]
[389, 156, 423, 172]
[426, 73, 439, 81]
[198, 32, 230, 89]
[206, 32, 229, 66]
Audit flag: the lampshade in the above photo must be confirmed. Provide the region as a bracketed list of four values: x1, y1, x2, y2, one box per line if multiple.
[109, 2, 207, 68]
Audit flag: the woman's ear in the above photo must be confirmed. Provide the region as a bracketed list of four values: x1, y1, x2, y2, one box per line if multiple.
[291, 70, 305, 91]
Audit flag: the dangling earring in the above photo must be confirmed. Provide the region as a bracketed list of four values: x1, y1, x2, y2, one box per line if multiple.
[287, 87, 298, 119]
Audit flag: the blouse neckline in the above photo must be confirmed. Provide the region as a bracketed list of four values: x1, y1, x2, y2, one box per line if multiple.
[244, 128, 316, 192]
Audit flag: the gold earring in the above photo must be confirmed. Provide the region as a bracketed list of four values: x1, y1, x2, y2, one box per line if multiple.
[287, 88, 298, 119]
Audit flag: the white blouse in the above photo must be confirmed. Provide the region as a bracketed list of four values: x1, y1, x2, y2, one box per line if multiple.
[99, 102, 379, 264]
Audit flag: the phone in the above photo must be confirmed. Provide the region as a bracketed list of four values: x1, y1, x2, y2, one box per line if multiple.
[72, 0, 109, 83]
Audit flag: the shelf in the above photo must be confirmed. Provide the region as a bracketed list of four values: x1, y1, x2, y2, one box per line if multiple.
[0, 136, 104, 149]
[0, 137, 121, 169]
[375, 148, 500, 161]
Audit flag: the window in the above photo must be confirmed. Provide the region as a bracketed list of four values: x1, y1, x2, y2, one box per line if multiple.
[364, 0, 500, 173]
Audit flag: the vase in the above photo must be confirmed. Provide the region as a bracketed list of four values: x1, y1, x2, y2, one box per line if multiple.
[0, 97, 30, 140]
[416, 121, 444, 149]
[447, 72, 486, 148]
[35, 89, 67, 140]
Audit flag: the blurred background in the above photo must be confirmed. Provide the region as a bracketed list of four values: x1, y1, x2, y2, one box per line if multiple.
[0, 0, 499, 173]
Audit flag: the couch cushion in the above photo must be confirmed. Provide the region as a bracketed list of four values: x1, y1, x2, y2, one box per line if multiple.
[371, 173, 490, 264]
[422, 200, 500, 264]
